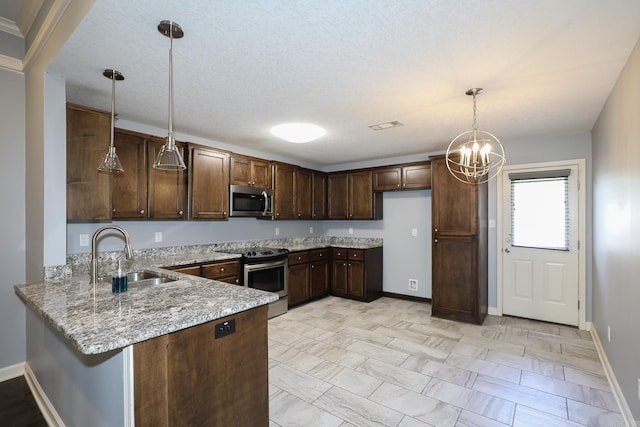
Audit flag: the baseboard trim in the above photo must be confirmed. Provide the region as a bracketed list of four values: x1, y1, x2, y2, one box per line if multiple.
[24, 363, 65, 427]
[487, 307, 500, 316]
[382, 292, 431, 303]
[590, 327, 637, 427]
[0, 362, 24, 382]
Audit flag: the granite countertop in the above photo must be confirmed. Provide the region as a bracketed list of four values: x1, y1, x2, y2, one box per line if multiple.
[15, 259, 277, 356]
[16, 237, 382, 356]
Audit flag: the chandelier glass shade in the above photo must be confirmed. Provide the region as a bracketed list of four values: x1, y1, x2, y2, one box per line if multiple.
[445, 88, 505, 184]
[153, 20, 187, 171]
[97, 69, 125, 173]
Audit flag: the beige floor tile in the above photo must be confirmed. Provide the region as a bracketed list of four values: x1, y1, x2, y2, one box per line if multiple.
[386, 337, 450, 363]
[525, 347, 604, 374]
[472, 375, 567, 418]
[398, 415, 433, 426]
[567, 399, 626, 426]
[520, 371, 620, 412]
[464, 390, 516, 424]
[269, 363, 332, 403]
[268, 297, 623, 426]
[484, 349, 565, 379]
[269, 388, 344, 427]
[422, 378, 474, 407]
[317, 345, 368, 369]
[446, 353, 522, 384]
[512, 404, 583, 427]
[309, 361, 383, 397]
[369, 382, 461, 427]
[402, 356, 478, 388]
[315, 386, 405, 427]
[356, 357, 432, 393]
[340, 325, 394, 345]
[563, 366, 611, 391]
[345, 339, 410, 366]
[456, 409, 510, 427]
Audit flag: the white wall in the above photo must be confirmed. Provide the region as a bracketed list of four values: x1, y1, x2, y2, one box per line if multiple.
[0, 68, 26, 371]
[592, 37, 640, 419]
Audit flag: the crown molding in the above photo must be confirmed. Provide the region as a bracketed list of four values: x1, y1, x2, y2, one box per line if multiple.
[22, 0, 72, 73]
[0, 52, 23, 72]
[16, 0, 45, 37]
[0, 16, 22, 38]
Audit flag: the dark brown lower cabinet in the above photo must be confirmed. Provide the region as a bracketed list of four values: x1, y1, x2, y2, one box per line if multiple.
[330, 247, 382, 302]
[288, 249, 330, 307]
[134, 305, 269, 427]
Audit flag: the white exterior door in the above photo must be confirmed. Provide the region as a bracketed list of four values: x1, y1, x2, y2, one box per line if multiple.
[501, 163, 580, 326]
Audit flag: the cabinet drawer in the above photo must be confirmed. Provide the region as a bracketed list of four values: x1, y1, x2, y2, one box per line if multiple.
[165, 264, 201, 276]
[216, 275, 241, 285]
[332, 248, 347, 260]
[348, 250, 365, 260]
[288, 251, 310, 265]
[309, 249, 329, 262]
[201, 260, 241, 279]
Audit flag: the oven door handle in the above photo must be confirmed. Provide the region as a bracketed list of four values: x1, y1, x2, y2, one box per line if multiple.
[244, 258, 288, 271]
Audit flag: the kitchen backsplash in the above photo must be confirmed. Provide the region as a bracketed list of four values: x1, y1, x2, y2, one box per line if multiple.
[45, 236, 382, 280]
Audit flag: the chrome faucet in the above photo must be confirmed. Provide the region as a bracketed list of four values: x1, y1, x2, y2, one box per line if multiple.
[90, 225, 134, 284]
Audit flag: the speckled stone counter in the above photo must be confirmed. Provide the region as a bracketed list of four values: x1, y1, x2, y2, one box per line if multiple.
[19, 236, 381, 356]
[15, 265, 277, 355]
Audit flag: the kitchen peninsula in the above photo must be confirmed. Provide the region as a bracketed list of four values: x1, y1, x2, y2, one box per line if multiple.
[15, 251, 276, 426]
[15, 236, 382, 426]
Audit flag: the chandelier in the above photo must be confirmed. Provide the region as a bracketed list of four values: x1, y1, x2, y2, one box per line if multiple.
[445, 88, 505, 184]
[97, 69, 125, 173]
[153, 20, 187, 170]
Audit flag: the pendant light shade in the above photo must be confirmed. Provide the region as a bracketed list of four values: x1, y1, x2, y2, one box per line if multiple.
[97, 69, 125, 173]
[153, 20, 187, 171]
[445, 88, 505, 184]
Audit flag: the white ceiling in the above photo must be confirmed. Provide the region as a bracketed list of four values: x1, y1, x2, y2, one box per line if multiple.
[8, 1, 640, 167]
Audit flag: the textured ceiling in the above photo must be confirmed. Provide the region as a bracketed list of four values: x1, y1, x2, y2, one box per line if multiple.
[47, 0, 640, 168]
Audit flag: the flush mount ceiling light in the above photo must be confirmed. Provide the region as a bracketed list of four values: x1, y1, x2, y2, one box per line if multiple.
[153, 20, 187, 170]
[97, 69, 125, 173]
[445, 88, 505, 184]
[270, 123, 326, 143]
[368, 121, 403, 131]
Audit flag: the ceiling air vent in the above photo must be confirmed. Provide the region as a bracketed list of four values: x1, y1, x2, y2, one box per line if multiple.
[368, 121, 403, 131]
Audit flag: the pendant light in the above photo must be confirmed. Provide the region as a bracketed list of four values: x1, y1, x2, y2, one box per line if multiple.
[97, 69, 125, 173]
[445, 88, 505, 184]
[153, 20, 187, 170]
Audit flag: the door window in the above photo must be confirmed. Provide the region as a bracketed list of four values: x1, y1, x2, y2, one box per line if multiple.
[510, 170, 570, 251]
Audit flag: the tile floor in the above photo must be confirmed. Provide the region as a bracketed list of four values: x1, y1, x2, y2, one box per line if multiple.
[267, 296, 625, 427]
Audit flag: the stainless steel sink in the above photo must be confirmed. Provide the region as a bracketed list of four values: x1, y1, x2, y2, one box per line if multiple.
[127, 271, 177, 288]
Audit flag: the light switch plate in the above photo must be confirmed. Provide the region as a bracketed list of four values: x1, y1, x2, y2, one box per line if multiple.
[275, 227, 280, 236]
[155, 232, 162, 243]
[411, 228, 418, 237]
[348, 228, 353, 235]
[79, 234, 89, 247]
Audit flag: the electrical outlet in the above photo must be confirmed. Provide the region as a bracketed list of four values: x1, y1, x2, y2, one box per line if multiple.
[309, 226, 314, 234]
[489, 219, 496, 228]
[275, 227, 280, 236]
[79, 234, 89, 247]
[411, 228, 418, 237]
[214, 319, 236, 339]
[348, 227, 353, 235]
[155, 232, 163, 243]
[409, 279, 418, 291]
[607, 325, 611, 342]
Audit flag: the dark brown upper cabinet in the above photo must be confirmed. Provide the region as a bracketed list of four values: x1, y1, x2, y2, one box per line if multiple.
[373, 162, 431, 192]
[189, 145, 229, 220]
[230, 154, 271, 188]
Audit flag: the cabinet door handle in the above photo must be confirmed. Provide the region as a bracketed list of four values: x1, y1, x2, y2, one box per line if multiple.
[434, 238, 438, 243]
[434, 228, 438, 232]
[178, 210, 184, 215]
[276, 212, 280, 217]
[139, 209, 145, 214]
[248, 181, 252, 186]
[343, 263, 347, 267]
[223, 211, 227, 215]
[311, 265, 315, 269]
[220, 267, 225, 272]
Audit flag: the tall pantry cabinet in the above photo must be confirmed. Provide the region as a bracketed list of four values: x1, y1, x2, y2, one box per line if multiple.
[430, 155, 488, 325]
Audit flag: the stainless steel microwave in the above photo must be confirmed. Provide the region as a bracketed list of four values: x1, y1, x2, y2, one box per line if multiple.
[229, 185, 273, 217]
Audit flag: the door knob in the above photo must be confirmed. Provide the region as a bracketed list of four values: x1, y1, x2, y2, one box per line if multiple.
[504, 248, 511, 253]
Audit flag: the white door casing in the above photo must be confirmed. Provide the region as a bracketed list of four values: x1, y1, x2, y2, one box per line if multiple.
[496, 160, 586, 329]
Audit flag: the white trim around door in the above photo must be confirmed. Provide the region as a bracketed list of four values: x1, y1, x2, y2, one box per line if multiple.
[496, 159, 586, 330]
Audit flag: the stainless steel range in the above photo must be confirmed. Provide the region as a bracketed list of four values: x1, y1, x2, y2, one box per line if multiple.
[228, 247, 289, 318]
